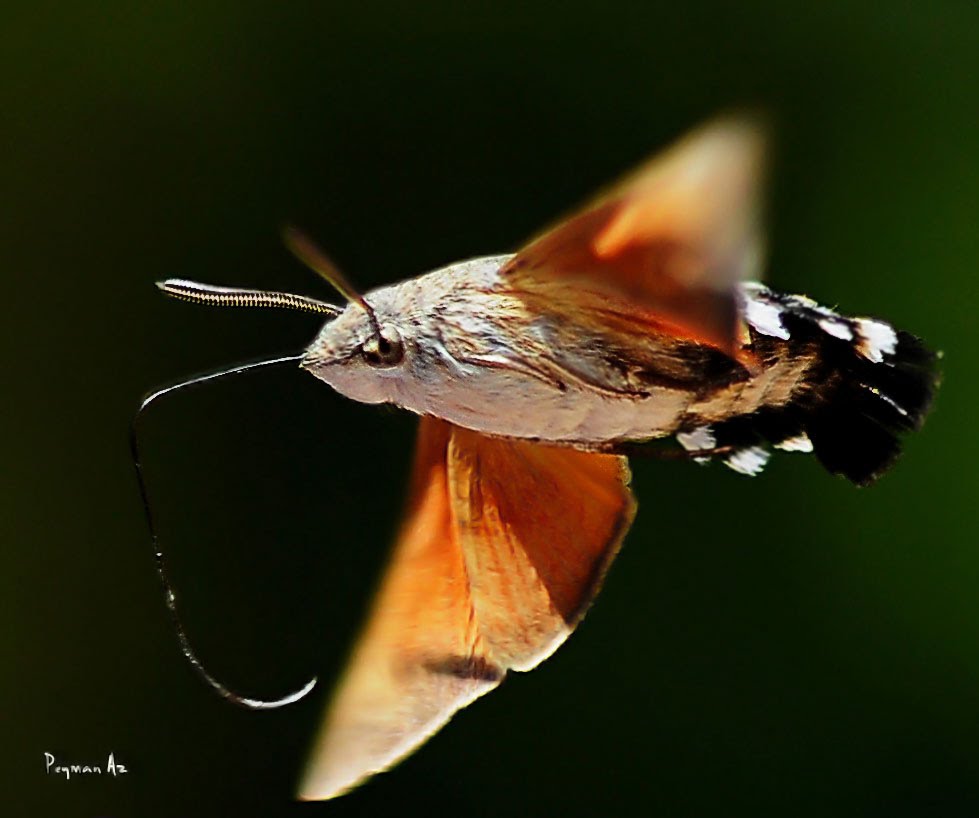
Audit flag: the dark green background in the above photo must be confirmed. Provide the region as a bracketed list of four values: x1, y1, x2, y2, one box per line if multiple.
[4, 2, 977, 816]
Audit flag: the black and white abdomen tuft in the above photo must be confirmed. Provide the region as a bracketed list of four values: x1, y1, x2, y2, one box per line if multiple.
[678, 283, 940, 485]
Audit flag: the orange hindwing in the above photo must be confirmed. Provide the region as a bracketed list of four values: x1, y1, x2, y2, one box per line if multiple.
[299, 417, 635, 799]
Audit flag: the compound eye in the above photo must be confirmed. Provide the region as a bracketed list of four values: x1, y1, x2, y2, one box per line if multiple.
[362, 326, 404, 367]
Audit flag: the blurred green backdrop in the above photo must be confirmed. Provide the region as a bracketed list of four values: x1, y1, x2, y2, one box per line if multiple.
[3, 2, 977, 816]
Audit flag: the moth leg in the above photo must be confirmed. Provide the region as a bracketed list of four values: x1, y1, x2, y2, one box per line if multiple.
[624, 443, 736, 460]
[579, 440, 737, 460]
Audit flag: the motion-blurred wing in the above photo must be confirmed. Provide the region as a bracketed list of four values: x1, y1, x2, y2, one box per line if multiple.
[297, 418, 495, 801]
[502, 117, 766, 358]
[298, 417, 635, 800]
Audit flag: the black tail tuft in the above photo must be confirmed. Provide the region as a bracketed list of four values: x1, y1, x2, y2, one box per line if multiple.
[805, 329, 939, 485]
[694, 286, 941, 486]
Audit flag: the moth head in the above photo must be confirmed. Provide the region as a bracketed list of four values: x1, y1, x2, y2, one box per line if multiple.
[272, 228, 412, 402]
[300, 295, 409, 404]
[155, 227, 414, 405]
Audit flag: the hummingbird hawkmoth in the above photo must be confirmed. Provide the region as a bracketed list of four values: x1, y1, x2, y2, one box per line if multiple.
[136, 116, 939, 799]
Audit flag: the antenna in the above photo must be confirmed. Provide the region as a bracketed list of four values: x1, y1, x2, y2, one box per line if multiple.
[281, 226, 383, 341]
[156, 280, 341, 316]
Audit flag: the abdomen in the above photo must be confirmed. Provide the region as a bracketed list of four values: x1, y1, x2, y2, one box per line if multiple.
[417, 278, 938, 485]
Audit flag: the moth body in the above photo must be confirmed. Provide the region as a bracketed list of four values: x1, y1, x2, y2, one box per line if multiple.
[302, 255, 935, 483]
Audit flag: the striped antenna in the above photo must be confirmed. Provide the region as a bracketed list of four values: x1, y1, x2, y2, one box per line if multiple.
[157, 279, 341, 316]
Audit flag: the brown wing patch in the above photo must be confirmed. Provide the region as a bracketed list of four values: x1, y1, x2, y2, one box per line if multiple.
[502, 116, 766, 361]
[448, 427, 635, 670]
[299, 418, 635, 800]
